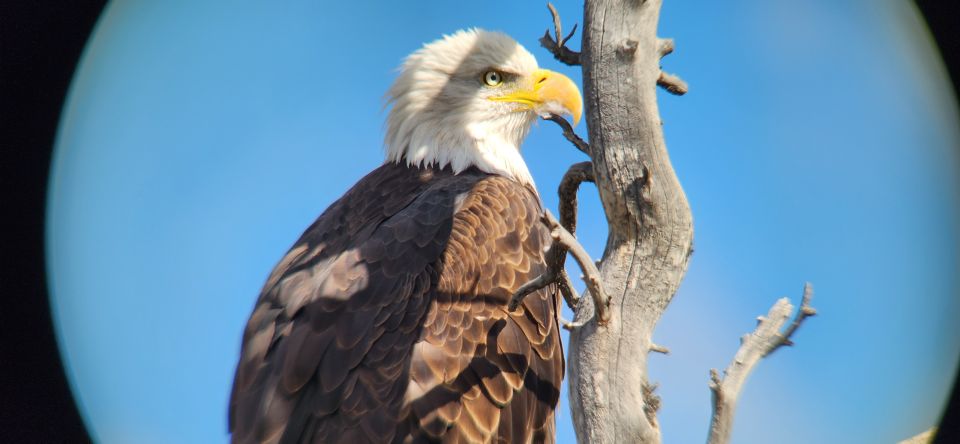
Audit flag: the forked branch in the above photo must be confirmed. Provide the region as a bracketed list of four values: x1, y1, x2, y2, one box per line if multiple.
[541, 2, 815, 443]
[707, 283, 817, 444]
[543, 210, 610, 323]
[509, 163, 608, 325]
[508, 115, 591, 314]
[539, 3, 582, 66]
[508, 210, 609, 324]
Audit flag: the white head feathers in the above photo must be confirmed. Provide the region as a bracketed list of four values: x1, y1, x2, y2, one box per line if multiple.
[383, 29, 553, 186]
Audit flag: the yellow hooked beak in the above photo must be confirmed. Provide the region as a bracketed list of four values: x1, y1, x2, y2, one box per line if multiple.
[489, 69, 583, 126]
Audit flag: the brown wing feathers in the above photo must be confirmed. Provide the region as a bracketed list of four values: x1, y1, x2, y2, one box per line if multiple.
[229, 164, 562, 443]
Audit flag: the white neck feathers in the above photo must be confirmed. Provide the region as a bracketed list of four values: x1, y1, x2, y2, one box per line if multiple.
[382, 29, 539, 187]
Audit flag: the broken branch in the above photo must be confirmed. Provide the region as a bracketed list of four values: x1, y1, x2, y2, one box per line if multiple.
[561, 316, 588, 331]
[539, 3, 582, 66]
[657, 70, 688, 95]
[773, 282, 818, 353]
[649, 344, 671, 355]
[558, 162, 593, 232]
[657, 38, 674, 58]
[507, 209, 609, 324]
[706, 283, 817, 444]
[544, 114, 590, 155]
[543, 210, 609, 323]
[557, 268, 581, 309]
[508, 162, 594, 314]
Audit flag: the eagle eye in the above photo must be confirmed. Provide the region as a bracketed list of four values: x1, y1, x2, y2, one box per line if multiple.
[483, 70, 504, 87]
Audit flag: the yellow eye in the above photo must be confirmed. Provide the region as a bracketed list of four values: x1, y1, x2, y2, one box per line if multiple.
[483, 70, 503, 86]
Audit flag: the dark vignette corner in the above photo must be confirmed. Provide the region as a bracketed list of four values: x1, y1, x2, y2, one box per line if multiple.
[1, 1, 104, 442]
[0, 1, 956, 443]
[913, 2, 960, 443]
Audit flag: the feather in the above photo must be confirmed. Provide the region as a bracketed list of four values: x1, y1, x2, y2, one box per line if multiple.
[229, 29, 569, 441]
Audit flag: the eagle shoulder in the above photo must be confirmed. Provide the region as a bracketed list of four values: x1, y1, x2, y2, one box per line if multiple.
[407, 175, 562, 443]
[229, 165, 562, 444]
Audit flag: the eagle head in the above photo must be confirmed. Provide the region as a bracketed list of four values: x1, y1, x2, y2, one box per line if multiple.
[384, 29, 583, 186]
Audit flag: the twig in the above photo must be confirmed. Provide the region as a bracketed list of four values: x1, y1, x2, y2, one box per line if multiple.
[642, 382, 662, 424]
[561, 316, 588, 331]
[654, 37, 686, 96]
[558, 162, 593, 232]
[506, 245, 580, 311]
[657, 38, 674, 58]
[508, 163, 594, 313]
[773, 282, 817, 351]
[509, 273, 558, 312]
[539, 3, 581, 66]
[706, 283, 817, 444]
[657, 70, 688, 95]
[543, 211, 610, 323]
[544, 114, 590, 155]
[650, 343, 671, 355]
[556, 163, 591, 310]
[508, 209, 609, 324]
[556, 268, 581, 309]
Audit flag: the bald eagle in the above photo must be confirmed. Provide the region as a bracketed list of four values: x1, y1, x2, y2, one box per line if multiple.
[229, 29, 582, 444]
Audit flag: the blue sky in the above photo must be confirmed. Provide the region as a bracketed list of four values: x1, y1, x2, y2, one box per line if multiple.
[47, 1, 959, 443]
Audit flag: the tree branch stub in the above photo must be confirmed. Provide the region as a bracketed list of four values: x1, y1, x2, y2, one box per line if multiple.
[657, 71, 688, 95]
[657, 38, 674, 58]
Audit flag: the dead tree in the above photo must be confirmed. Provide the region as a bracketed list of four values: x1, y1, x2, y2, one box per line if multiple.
[513, 1, 818, 442]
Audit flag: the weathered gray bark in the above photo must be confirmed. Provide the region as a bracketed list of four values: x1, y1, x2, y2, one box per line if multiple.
[568, 1, 694, 443]
[897, 427, 937, 444]
[532, 2, 817, 443]
[706, 286, 816, 444]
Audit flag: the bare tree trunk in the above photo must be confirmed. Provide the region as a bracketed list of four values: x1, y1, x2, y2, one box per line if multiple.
[530, 2, 816, 442]
[567, 0, 693, 443]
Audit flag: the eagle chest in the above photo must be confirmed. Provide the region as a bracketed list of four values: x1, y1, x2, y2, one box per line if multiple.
[230, 166, 562, 444]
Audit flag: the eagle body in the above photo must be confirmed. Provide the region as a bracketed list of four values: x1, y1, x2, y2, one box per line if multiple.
[229, 29, 582, 444]
[230, 163, 562, 443]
